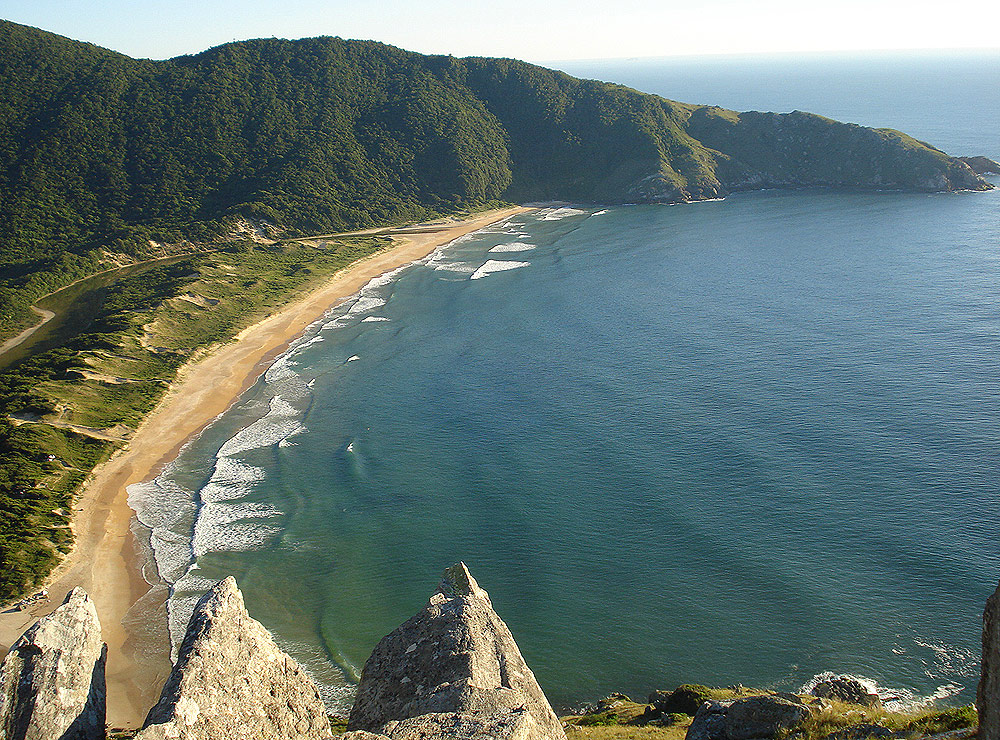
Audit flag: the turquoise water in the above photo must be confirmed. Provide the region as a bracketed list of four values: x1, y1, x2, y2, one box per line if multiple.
[129, 55, 1000, 712]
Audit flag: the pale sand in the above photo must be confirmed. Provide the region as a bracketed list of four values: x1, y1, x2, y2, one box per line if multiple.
[0, 206, 530, 728]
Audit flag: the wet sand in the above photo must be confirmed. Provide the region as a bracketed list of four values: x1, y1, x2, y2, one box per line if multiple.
[0, 206, 530, 728]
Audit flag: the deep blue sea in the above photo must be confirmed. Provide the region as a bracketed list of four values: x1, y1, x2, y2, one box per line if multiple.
[129, 52, 1000, 712]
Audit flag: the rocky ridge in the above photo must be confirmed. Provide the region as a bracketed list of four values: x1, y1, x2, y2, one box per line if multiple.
[1, 568, 995, 740]
[135, 576, 331, 740]
[347, 562, 565, 740]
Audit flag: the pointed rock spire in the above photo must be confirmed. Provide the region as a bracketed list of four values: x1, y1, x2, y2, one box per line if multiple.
[348, 563, 566, 740]
[136, 576, 331, 740]
[0, 588, 106, 740]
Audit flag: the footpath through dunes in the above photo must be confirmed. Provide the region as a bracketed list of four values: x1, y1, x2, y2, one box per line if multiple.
[0, 206, 531, 729]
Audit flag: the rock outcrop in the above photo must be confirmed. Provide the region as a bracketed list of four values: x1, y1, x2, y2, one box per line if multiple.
[958, 156, 1000, 175]
[979, 580, 1000, 740]
[0, 588, 106, 740]
[686, 696, 813, 740]
[347, 562, 566, 740]
[810, 675, 881, 706]
[135, 577, 330, 740]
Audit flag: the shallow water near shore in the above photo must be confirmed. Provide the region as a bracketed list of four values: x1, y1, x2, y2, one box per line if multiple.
[128, 54, 1000, 713]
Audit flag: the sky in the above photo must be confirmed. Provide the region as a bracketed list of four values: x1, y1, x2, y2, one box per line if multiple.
[2, 0, 998, 62]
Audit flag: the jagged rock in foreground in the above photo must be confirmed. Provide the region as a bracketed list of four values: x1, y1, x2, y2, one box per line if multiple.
[686, 696, 813, 740]
[136, 577, 330, 740]
[810, 675, 881, 706]
[347, 562, 566, 740]
[0, 588, 106, 740]
[979, 580, 1000, 740]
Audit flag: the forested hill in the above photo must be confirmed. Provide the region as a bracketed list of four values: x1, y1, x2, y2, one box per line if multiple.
[0, 20, 990, 335]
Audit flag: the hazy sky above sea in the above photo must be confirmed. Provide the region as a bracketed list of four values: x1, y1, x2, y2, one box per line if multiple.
[3, 0, 998, 61]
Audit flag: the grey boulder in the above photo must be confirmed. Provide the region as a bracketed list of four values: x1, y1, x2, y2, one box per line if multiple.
[347, 562, 565, 740]
[686, 700, 731, 740]
[810, 676, 881, 706]
[979, 580, 1000, 740]
[0, 588, 106, 740]
[136, 576, 330, 740]
[686, 696, 813, 740]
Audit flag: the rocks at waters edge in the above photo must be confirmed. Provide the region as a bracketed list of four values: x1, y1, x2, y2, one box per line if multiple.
[0, 588, 106, 740]
[686, 696, 813, 740]
[810, 675, 881, 707]
[347, 562, 566, 740]
[979, 580, 1000, 740]
[958, 156, 1000, 175]
[135, 576, 330, 740]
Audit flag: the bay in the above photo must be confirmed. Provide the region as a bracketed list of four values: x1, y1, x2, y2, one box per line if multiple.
[129, 53, 1000, 712]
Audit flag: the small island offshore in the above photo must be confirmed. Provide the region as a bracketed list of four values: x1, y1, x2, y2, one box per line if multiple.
[0, 17, 998, 740]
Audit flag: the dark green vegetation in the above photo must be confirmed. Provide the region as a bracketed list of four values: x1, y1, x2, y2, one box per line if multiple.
[0, 18, 991, 600]
[0, 234, 385, 601]
[0, 19, 990, 340]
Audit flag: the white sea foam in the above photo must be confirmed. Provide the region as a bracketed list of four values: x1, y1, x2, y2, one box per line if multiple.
[489, 242, 536, 253]
[217, 396, 304, 457]
[541, 207, 587, 220]
[423, 248, 476, 274]
[192, 504, 282, 557]
[315, 262, 411, 328]
[913, 639, 978, 678]
[199, 457, 266, 503]
[592, 209, 609, 216]
[799, 671, 964, 711]
[361, 316, 390, 322]
[470, 260, 530, 279]
[127, 468, 198, 584]
[347, 355, 360, 362]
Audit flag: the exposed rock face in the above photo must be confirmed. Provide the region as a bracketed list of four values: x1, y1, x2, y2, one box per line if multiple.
[136, 577, 330, 740]
[0, 588, 106, 740]
[810, 676, 881, 706]
[725, 696, 811, 740]
[958, 156, 1000, 175]
[686, 700, 731, 740]
[979, 581, 1000, 740]
[347, 562, 565, 740]
[686, 696, 812, 740]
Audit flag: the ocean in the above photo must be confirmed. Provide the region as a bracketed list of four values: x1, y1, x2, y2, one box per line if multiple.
[128, 51, 1000, 712]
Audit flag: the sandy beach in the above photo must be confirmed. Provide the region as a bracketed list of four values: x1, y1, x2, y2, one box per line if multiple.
[0, 205, 529, 729]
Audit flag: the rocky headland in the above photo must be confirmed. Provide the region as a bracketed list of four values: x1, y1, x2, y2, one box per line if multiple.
[0, 565, 993, 740]
[957, 157, 1000, 175]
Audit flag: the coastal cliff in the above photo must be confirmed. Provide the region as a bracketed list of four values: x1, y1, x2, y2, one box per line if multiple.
[0, 565, 990, 740]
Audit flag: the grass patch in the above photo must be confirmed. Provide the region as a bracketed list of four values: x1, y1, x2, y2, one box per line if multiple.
[783, 701, 978, 740]
[0, 233, 390, 602]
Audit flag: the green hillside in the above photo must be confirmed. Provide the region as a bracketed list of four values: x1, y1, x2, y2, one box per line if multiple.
[0, 20, 990, 338]
[0, 20, 991, 600]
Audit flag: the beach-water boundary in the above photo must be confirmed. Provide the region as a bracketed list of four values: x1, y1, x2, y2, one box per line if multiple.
[0, 206, 531, 729]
